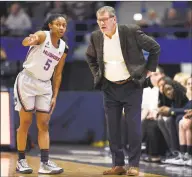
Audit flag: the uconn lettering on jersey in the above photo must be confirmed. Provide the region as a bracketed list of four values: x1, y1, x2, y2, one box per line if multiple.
[43, 50, 60, 61]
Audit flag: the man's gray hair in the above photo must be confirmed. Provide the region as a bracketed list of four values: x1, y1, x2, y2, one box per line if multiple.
[96, 6, 116, 18]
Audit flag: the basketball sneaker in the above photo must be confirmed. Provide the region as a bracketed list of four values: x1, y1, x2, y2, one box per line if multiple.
[38, 160, 63, 174]
[16, 159, 33, 174]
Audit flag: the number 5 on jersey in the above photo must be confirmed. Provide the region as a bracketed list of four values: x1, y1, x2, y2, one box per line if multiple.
[44, 59, 52, 71]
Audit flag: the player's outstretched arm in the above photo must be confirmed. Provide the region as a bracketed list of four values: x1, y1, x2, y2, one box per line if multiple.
[22, 31, 46, 46]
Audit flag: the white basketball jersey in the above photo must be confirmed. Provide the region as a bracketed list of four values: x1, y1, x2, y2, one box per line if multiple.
[23, 31, 67, 81]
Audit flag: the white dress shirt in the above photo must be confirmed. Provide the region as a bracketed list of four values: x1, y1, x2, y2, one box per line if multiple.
[103, 25, 130, 81]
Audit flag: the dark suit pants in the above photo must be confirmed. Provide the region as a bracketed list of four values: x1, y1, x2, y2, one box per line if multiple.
[103, 79, 143, 167]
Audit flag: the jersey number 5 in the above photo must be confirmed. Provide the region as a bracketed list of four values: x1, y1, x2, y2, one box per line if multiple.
[44, 59, 52, 71]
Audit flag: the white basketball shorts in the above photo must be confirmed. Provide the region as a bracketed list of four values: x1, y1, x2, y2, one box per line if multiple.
[14, 70, 52, 113]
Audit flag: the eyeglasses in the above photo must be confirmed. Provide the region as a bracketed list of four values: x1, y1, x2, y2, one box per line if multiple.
[97, 16, 114, 23]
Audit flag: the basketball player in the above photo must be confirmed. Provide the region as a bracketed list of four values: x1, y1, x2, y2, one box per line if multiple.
[14, 14, 68, 174]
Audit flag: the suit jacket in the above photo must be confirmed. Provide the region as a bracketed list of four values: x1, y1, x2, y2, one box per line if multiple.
[86, 24, 161, 89]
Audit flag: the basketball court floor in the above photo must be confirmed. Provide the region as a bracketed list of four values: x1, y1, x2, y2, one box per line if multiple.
[1, 145, 192, 177]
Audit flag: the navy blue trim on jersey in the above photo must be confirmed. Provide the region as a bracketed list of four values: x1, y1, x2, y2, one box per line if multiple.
[36, 109, 51, 114]
[35, 104, 52, 114]
[24, 46, 36, 62]
[64, 45, 69, 54]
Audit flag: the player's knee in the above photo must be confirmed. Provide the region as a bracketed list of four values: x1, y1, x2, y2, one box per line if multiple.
[18, 119, 32, 131]
[182, 119, 192, 130]
[37, 120, 49, 132]
[38, 125, 49, 132]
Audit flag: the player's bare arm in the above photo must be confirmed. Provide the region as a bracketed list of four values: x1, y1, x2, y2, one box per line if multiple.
[52, 53, 67, 99]
[50, 52, 67, 114]
[22, 31, 46, 46]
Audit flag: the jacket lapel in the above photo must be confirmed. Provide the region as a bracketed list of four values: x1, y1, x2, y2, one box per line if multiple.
[98, 31, 104, 58]
[118, 25, 127, 61]
[98, 31, 104, 73]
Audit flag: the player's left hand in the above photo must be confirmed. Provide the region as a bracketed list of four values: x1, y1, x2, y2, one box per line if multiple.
[50, 97, 56, 115]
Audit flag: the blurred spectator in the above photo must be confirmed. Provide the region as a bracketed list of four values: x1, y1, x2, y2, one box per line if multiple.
[0, 2, 8, 35]
[157, 76, 172, 95]
[46, 1, 65, 19]
[0, 16, 7, 36]
[0, 48, 7, 60]
[141, 67, 168, 163]
[73, 33, 91, 60]
[55, 1, 104, 44]
[162, 76, 192, 166]
[158, 80, 188, 162]
[163, 7, 189, 38]
[0, 48, 18, 88]
[162, 8, 178, 26]
[142, 67, 165, 116]
[62, 2, 100, 21]
[147, 9, 161, 26]
[186, 9, 192, 27]
[1, 48, 8, 88]
[185, 9, 192, 37]
[173, 72, 190, 87]
[136, 9, 161, 38]
[5, 2, 32, 36]
[186, 75, 192, 100]
[159, 80, 188, 117]
[164, 8, 178, 36]
[29, 2, 50, 32]
[147, 9, 161, 37]
[157, 76, 174, 157]
[0, 1, 8, 17]
[188, 1, 192, 8]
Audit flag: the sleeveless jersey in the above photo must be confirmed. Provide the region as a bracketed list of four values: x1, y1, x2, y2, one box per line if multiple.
[23, 31, 67, 81]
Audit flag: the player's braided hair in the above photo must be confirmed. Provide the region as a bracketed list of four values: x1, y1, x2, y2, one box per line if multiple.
[42, 14, 67, 31]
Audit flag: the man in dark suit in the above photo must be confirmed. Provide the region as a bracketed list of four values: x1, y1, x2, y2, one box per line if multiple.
[86, 6, 160, 176]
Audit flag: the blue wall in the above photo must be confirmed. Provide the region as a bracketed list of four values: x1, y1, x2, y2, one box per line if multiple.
[156, 38, 192, 64]
[12, 90, 105, 143]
